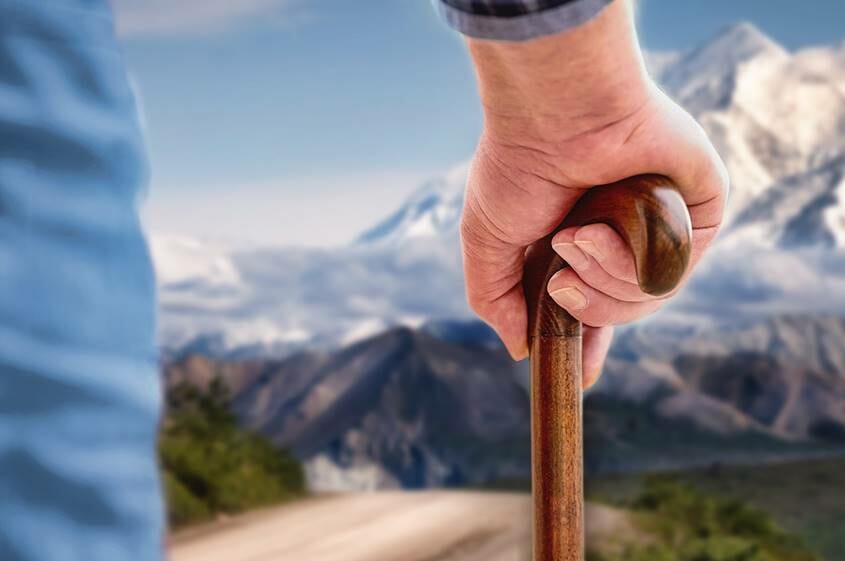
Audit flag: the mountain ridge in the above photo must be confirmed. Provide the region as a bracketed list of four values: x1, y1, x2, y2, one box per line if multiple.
[164, 313, 845, 491]
[151, 22, 845, 362]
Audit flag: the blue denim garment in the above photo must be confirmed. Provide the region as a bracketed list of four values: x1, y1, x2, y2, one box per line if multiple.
[0, 1, 163, 560]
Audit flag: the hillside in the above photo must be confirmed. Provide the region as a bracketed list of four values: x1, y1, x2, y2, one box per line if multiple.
[588, 457, 845, 561]
[164, 315, 845, 491]
[156, 21, 845, 504]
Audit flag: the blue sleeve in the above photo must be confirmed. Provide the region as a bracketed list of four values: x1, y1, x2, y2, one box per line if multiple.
[434, 0, 614, 41]
[0, 1, 164, 560]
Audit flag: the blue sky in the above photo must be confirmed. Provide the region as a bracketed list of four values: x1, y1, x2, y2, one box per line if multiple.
[116, 0, 845, 246]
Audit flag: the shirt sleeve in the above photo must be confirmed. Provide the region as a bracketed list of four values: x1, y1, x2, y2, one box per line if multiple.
[434, 0, 614, 42]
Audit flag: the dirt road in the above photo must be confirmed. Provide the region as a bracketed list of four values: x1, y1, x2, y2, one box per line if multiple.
[169, 492, 637, 561]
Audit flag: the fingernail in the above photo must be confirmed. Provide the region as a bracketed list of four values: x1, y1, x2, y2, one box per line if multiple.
[574, 240, 604, 262]
[550, 286, 587, 310]
[552, 242, 589, 269]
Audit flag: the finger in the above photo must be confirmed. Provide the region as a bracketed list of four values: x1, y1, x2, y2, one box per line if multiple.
[460, 197, 529, 361]
[582, 325, 614, 390]
[547, 267, 663, 326]
[644, 89, 731, 226]
[664, 138, 728, 271]
[563, 252, 655, 303]
[461, 238, 529, 360]
[614, 90, 729, 264]
[572, 223, 638, 283]
[480, 284, 529, 362]
[552, 225, 656, 302]
[549, 227, 590, 270]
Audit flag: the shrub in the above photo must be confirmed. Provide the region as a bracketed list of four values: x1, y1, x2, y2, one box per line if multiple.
[159, 377, 305, 528]
[592, 477, 819, 561]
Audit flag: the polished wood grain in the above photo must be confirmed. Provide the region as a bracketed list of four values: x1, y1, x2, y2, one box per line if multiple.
[523, 175, 693, 561]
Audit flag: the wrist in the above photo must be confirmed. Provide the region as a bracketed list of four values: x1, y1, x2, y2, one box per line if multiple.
[467, 0, 650, 143]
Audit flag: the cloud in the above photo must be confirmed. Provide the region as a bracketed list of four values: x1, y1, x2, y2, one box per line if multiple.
[141, 169, 434, 247]
[111, 0, 296, 38]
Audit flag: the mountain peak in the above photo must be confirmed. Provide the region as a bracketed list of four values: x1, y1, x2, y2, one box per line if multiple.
[354, 162, 467, 248]
[712, 22, 784, 55]
[685, 21, 787, 70]
[660, 22, 790, 115]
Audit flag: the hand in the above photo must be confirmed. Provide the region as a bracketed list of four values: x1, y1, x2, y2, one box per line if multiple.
[460, 1, 728, 387]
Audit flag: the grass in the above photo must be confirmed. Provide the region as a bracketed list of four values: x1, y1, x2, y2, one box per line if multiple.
[586, 457, 845, 561]
[588, 475, 821, 561]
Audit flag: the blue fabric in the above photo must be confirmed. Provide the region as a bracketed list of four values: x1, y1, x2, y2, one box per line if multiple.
[434, 0, 613, 41]
[0, 1, 163, 560]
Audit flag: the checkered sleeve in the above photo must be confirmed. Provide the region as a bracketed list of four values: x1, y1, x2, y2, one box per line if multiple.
[434, 0, 614, 41]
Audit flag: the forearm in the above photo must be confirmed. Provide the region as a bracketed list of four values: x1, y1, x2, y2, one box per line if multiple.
[467, 0, 649, 142]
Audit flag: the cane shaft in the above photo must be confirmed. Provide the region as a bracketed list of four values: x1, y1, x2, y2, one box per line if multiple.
[523, 175, 693, 561]
[531, 333, 583, 561]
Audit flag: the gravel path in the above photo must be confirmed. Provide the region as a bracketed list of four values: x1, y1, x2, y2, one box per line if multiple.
[169, 492, 636, 561]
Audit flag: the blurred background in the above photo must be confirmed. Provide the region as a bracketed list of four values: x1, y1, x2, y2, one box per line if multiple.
[111, 0, 845, 560]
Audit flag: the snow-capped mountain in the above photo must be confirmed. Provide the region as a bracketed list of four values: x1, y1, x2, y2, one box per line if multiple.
[347, 23, 845, 244]
[355, 163, 466, 248]
[154, 24, 845, 490]
[794, 39, 845, 95]
[664, 23, 845, 216]
[726, 154, 845, 248]
[152, 23, 845, 356]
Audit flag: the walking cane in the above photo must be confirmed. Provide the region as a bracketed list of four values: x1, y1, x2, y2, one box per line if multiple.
[523, 174, 693, 561]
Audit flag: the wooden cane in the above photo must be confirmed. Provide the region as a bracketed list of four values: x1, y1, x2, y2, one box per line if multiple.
[523, 175, 693, 561]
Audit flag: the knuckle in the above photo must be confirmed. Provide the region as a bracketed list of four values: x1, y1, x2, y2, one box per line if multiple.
[580, 307, 614, 328]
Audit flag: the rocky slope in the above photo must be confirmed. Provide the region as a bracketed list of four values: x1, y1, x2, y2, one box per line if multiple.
[165, 315, 845, 491]
[156, 23, 845, 490]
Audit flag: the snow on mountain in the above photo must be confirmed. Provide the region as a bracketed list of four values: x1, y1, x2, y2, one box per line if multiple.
[643, 51, 680, 80]
[151, 25, 845, 489]
[725, 154, 845, 248]
[662, 22, 790, 112]
[152, 23, 845, 357]
[794, 40, 845, 95]
[661, 23, 845, 217]
[351, 23, 845, 249]
[356, 162, 466, 248]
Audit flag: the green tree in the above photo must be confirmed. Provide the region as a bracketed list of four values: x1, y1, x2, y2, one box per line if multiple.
[159, 377, 305, 527]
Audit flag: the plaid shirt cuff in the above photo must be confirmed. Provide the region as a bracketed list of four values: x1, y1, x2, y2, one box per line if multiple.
[434, 0, 614, 41]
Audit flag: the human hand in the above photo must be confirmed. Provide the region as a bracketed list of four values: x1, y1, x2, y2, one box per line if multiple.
[461, 1, 728, 386]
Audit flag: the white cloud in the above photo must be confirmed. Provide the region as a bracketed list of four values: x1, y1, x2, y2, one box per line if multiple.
[141, 169, 433, 248]
[111, 0, 297, 37]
